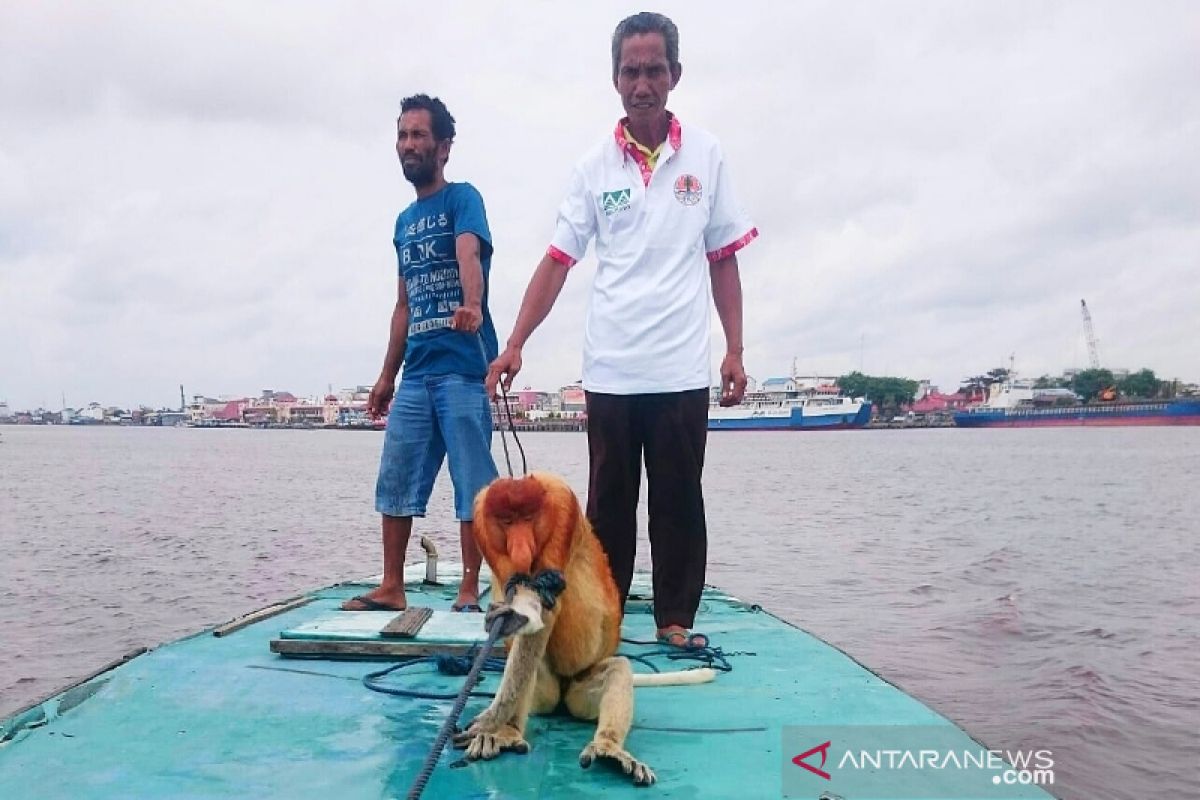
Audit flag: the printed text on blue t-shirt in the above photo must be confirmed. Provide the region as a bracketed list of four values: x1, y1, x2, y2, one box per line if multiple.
[400, 213, 462, 336]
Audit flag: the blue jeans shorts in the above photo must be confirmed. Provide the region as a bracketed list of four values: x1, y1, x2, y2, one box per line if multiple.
[375, 374, 498, 520]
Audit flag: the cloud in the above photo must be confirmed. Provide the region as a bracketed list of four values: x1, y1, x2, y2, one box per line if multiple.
[1, 1, 1197, 410]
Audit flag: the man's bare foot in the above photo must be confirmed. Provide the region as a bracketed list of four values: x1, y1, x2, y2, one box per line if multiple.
[340, 588, 406, 611]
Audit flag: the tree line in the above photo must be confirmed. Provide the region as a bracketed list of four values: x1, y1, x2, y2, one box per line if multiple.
[834, 366, 1171, 415]
[1032, 368, 1168, 402]
[960, 367, 1169, 403]
[835, 372, 919, 415]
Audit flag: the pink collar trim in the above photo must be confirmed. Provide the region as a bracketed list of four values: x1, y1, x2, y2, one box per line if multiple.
[613, 113, 681, 186]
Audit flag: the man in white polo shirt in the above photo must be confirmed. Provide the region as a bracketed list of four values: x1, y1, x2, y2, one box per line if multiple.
[487, 11, 755, 648]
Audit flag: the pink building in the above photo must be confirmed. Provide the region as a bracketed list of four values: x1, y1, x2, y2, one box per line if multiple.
[910, 391, 970, 414]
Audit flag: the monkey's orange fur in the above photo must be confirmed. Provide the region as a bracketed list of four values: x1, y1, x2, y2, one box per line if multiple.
[459, 471, 657, 784]
[475, 472, 622, 677]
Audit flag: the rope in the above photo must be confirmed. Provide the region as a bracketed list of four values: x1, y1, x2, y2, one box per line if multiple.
[619, 636, 737, 674]
[476, 333, 527, 478]
[497, 381, 528, 477]
[362, 650, 507, 700]
[404, 615, 506, 800]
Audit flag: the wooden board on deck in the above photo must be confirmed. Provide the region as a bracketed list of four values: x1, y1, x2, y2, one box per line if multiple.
[380, 607, 433, 638]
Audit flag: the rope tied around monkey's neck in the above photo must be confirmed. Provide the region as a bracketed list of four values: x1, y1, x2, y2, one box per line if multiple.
[505, 570, 566, 610]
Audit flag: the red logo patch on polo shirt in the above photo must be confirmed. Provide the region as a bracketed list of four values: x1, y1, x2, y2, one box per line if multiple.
[674, 174, 703, 206]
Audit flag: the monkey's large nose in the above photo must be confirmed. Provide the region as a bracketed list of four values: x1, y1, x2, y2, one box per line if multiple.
[507, 525, 535, 574]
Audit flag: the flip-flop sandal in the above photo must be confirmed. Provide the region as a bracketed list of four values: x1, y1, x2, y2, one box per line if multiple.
[451, 603, 484, 612]
[341, 595, 405, 612]
[657, 631, 710, 650]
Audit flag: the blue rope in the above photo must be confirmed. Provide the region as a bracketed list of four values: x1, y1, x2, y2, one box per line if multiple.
[623, 652, 662, 674]
[362, 649, 507, 700]
[619, 636, 736, 674]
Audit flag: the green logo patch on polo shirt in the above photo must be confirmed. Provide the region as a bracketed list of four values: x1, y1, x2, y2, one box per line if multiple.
[601, 188, 632, 216]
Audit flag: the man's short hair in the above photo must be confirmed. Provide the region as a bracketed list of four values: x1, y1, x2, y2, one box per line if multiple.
[399, 94, 456, 142]
[611, 12, 680, 81]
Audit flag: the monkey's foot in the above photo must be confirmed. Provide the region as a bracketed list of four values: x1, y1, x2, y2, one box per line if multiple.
[579, 739, 657, 786]
[453, 723, 530, 761]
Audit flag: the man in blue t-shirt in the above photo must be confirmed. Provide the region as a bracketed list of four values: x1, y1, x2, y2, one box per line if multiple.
[342, 94, 499, 613]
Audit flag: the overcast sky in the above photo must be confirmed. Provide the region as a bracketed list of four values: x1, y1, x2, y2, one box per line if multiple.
[2, 1, 1197, 410]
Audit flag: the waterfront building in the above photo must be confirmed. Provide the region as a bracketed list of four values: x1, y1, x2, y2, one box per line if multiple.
[559, 383, 585, 416]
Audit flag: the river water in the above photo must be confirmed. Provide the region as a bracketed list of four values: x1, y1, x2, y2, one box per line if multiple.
[1, 425, 1196, 798]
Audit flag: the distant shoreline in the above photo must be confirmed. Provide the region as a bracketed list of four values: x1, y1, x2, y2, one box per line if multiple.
[3, 418, 954, 432]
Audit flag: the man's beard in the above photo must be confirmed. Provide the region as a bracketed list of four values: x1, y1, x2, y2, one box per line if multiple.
[402, 157, 436, 188]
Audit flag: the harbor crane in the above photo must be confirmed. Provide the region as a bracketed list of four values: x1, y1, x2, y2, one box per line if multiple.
[1080, 299, 1118, 400]
[1080, 299, 1101, 369]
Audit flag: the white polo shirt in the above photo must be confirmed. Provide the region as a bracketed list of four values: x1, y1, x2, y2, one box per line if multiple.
[548, 115, 757, 395]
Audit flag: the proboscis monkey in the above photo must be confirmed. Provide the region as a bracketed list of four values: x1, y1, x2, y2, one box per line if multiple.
[454, 472, 714, 786]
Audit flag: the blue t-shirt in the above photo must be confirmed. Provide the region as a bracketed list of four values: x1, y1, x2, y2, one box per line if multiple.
[394, 182, 498, 380]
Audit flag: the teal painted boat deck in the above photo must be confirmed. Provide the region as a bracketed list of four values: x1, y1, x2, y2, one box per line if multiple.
[0, 565, 1054, 799]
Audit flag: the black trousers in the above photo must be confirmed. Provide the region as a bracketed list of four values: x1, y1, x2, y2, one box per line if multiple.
[584, 388, 709, 629]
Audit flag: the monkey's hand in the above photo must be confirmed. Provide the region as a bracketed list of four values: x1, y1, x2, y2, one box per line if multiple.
[484, 598, 537, 638]
[486, 578, 551, 637]
[453, 716, 530, 760]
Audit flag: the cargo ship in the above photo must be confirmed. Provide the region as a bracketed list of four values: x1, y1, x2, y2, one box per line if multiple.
[954, 378, 1200, 428]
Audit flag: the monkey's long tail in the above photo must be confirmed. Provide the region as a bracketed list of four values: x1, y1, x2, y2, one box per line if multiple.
[631, 668, 717, 687]
[405, 615, 506, 800]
